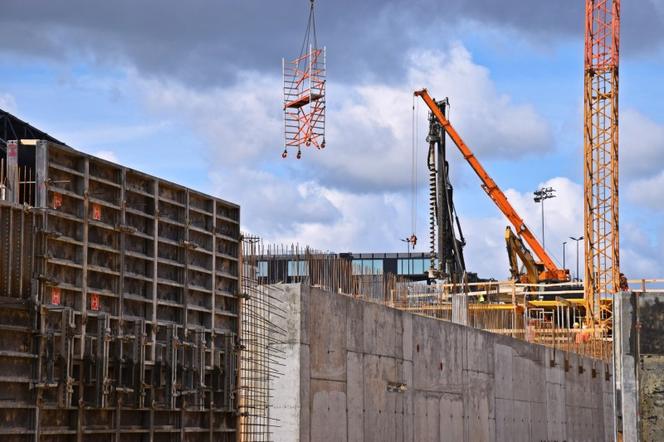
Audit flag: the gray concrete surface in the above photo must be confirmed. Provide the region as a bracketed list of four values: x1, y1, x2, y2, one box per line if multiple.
[613, 290, 664, 441]
[270, 284, 614, 442]
[636, 292, 664, 441]
[614, 291, 639, 441]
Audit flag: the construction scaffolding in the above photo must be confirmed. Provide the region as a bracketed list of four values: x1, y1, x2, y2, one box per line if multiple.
[282, 0, 326, 159]
[0, 141, 244, 441]
[390, 280, 613, 362]
[246, 243, 638, 363]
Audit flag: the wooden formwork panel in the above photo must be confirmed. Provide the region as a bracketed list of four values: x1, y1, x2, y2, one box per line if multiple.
[0, 141, 242, 441]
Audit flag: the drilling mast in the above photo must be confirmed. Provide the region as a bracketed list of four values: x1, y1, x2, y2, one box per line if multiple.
[415, 89, 569, 283]
[425, 98, 466, 283]
[584, 0, 620, 326]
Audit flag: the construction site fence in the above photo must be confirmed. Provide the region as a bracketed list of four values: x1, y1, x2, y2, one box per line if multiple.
[239, 244, 664, 364]
[392, 279, 662, 362]
[390, 279, 613, 362]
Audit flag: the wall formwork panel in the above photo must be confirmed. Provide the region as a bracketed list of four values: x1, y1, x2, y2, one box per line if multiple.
[0, 141, 241, 441]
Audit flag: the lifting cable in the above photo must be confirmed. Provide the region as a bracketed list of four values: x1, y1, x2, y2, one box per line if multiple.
[299, 0, 318, 57]
[411, 96, 420, 246]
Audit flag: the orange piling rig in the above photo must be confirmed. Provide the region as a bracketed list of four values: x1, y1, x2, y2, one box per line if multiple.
[415, 89, 569, 283]
[583, 0, 620, 327]
[282, 0, 326, 159]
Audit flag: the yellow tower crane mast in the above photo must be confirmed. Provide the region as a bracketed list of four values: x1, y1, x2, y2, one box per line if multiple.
[584, 0, 620, 327]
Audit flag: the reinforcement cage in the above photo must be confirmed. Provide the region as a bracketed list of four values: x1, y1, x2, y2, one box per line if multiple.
[0, 140, 242, 441]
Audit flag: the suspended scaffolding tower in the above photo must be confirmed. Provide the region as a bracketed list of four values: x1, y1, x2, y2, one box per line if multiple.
[282, 0, 326, 159]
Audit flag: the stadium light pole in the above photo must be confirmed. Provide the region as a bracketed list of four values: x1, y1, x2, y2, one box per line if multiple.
[569, 236, 583, 281]
[533, 187, 556, 249]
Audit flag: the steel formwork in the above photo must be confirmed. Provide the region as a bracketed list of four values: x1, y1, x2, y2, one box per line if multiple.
[0, 141, 242, 441]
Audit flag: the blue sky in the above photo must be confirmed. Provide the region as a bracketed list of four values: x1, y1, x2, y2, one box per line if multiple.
[1, 0, 662, 279]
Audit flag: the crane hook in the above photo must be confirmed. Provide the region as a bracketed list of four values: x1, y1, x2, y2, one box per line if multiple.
[296, 149, 302, 160]
[281, 149, 288, 159]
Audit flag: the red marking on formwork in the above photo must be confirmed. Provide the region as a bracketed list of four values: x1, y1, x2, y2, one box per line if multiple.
[52, 192, 63, 209]
[7, 141, 17, 158]
[90, 293, 100, 311]
[51, 288, 61, 306]
[92, 203, 102, 221]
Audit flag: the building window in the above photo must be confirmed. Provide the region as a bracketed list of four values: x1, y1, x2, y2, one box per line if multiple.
[257, 261, 268, 277]
[288, 260, 309, 277]
[352, 260, 363, 275]
[352, 259, 383, 275]
[398, 258, 428, 275]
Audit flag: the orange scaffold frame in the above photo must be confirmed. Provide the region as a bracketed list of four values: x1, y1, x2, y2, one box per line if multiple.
[282, 45, 326, 159]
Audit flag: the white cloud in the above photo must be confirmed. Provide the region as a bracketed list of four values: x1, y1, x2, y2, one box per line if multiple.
[626, 171, 664, 211]
[61, 121, 169, 149]
[133, 43, 553, 194]
[0, 92, 17, 113]
[408, 45, 552, 158]
[209, 168, 341, 238]
[125, 44, 579, 281]
[125, 44, 664, 282]
[309, 44, 553, 192]
[621, 222, 664, 278]
[424, 176, 659, 280]
[134, 70, 282, 165]
[621, 108, 664, 179]
[275, 189, 415, 253]
[461, 177, 584, 279]
[94, 150, 119, 162]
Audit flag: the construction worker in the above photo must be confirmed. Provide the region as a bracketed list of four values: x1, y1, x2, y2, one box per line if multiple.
[575, 323, 591, 344]
[619, 273, 629, 292]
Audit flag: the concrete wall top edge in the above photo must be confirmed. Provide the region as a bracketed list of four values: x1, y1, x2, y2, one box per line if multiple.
[277, 282, 611, 367]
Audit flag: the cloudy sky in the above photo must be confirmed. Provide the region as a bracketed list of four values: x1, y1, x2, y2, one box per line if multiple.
[1, 0, 663, 279]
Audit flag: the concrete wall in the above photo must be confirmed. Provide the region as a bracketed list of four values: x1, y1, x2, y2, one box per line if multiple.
[637, 293, 664, 440]
[614, 291, 664, 440]
[270, 284, 614, 442]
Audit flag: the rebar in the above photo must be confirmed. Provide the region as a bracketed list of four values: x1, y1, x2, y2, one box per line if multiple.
[239, 236, 287, 442]
[246, 242, 622, 363]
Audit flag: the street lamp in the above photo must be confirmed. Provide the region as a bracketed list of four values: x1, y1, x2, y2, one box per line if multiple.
[533, 187, 556, 249]
[569, 236, 583, 281]
[562, 241, 567, 269]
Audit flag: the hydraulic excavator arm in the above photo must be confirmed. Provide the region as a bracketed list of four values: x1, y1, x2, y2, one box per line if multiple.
[505, 226, 544, 284]
[414, 88, 569, 282]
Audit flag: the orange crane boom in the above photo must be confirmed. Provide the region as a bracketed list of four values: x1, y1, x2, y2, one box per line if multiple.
[414, 88, 569, 282]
